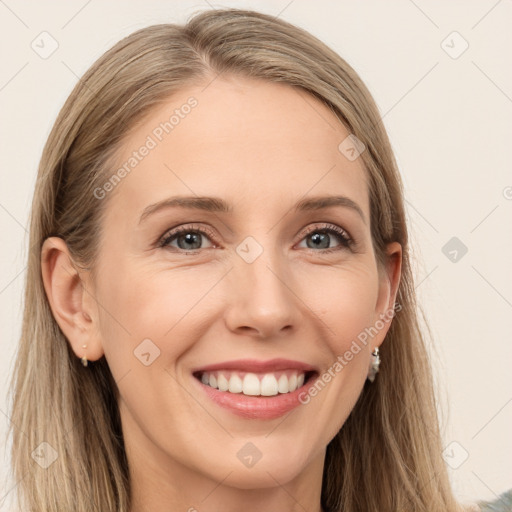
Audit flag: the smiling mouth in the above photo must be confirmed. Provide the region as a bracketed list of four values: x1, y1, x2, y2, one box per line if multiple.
[193, 369, 317, 397]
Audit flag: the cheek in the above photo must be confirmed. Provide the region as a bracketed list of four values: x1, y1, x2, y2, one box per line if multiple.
[94, 258, 224, 368]
[301, 262, 380, 350]
[92, 261, 219, 439]
[297, 262, 379, 414]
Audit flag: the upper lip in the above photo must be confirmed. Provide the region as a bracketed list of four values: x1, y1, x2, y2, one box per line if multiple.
[192, 358, 318, 374]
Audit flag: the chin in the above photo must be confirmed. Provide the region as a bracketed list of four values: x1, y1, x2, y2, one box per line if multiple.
[222, 460, 307, 490]
[200, 444, 317, 490]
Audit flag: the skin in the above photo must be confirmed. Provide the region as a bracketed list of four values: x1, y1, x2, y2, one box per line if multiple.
[42, 75, 401, 512]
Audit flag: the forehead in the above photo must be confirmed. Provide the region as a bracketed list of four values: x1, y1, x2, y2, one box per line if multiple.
[104, 76, 369, 221]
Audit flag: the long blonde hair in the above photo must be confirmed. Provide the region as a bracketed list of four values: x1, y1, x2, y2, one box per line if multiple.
[8, 9, 466, 511]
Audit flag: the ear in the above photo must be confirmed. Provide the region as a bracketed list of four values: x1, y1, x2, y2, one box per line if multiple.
[372, 241, 402, 349]
[40, 237, 104, 363]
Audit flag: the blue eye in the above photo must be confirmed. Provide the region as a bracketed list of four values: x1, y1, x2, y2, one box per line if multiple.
[158, 222, 354, 254]
[297, 224, 353, 252]
[159, 226, 215, 251]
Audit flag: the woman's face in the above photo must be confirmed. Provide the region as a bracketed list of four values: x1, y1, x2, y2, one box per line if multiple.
[86, 76, 400, 491]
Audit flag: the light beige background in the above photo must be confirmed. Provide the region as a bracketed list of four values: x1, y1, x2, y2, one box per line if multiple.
[1, 0, 511, 509]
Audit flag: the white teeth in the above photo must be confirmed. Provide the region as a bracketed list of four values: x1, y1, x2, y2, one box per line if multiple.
[260, 374, 279, 396]
[243, 373, 260, 395]
[288, 374, 298, 392]
[228, 374, 243, 393]
[277, 374, 289, 393]
[199, 370, 308, 396]
[217, 373, 229, 391]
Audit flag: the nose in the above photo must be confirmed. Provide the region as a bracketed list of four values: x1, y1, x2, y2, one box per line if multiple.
[224, 248, 300, 339]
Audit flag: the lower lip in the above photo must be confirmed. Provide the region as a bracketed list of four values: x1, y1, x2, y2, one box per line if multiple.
[192, 374, 317, 420]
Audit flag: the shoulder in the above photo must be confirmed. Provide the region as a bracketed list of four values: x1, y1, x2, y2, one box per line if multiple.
[476, 488, 512, 512]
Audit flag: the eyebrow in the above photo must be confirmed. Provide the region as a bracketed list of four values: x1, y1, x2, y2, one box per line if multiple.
[138, 195, 366, 224]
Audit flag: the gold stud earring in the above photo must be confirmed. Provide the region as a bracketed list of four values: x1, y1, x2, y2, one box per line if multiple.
[81, 344, 88, 367]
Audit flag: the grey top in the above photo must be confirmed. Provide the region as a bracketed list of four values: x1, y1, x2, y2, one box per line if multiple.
[477, 489, 512, 512]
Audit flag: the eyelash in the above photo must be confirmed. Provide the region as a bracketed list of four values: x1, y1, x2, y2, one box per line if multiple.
[157, 222, 354, 254]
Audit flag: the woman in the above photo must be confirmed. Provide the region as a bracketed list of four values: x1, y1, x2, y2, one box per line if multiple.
[7, 8, 499, 512]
